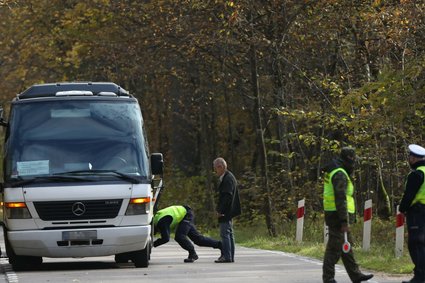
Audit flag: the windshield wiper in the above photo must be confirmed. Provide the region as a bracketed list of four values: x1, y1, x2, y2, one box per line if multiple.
[54, 170, 141, 184]
[10, 175, 90, 187]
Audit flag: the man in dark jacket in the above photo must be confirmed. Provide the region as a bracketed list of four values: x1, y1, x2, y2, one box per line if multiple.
[399, 144, 425, 283]
[322, 147, 373, 283]
[213, 157, 241, 263]
[153, 205, 222, 263]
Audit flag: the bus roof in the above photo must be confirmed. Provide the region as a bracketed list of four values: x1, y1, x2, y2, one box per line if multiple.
[18, 82, 130, 99]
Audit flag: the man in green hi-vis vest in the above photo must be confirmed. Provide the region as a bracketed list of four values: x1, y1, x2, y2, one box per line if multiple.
[153, 205, 222, 263]
[322, 147, 373, 283]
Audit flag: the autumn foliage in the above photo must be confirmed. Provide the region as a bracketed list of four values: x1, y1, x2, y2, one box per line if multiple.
[0, 0, 424, 236]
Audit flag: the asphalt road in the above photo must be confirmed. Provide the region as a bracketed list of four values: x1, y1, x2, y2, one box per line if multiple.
[0, 233, 411, 283]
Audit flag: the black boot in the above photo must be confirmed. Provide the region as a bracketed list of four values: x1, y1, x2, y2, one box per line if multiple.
[354, 273, 374, 283]
[184, 252, 199, 263]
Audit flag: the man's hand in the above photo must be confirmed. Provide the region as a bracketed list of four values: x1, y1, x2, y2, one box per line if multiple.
[216, 212, 224, 218]
[341, 223, 349, 233]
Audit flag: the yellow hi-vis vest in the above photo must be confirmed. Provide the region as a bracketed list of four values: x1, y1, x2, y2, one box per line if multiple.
[323, 168, 355, 213]
[411, 166, 425, 206]
[153, 205, 187, 231]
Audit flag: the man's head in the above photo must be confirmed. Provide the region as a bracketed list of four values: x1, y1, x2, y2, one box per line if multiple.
[213, 157, 227, 177]
[408, 144, 425, 167]
[340, 147, 356, 163]
[340, 147, 356, 173]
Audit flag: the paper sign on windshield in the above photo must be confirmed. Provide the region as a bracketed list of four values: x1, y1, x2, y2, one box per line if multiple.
[17, 160, 49, 176]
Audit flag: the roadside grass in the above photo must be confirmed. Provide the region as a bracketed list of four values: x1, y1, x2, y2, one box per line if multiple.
[209, 217, 414, 275]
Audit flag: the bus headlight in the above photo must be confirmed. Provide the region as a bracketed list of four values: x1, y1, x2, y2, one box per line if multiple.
[5, 202, 32, 219]
[125, 197, 150, 215]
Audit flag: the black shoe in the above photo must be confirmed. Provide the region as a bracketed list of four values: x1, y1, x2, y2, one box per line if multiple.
[354, 273, 374, 283]
[214, 258, 232, 263]
[184, 253, 199, 263]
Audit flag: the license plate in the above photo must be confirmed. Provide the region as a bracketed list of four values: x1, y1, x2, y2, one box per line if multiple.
[62, 230, 97, 241]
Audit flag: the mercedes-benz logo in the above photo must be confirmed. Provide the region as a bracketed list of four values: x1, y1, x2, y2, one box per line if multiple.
[71, 202, 86, 216]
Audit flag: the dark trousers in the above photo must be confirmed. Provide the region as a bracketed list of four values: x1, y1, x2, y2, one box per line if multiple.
[175, 209, 220, 255]
[323, 226, 362, 283]
[219, 220, 235, 261]
[407, 207, 425, 281]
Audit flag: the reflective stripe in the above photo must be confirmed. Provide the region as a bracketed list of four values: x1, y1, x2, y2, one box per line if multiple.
[323, 168, 355, 213]
[153, 205, 187, 231]
[411, 166, 425, 206]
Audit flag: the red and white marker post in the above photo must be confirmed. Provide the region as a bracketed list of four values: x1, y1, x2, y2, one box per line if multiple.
[296, 199, 305, 242]
[362, 199, 372, 251]
[395, 205, 405, 258]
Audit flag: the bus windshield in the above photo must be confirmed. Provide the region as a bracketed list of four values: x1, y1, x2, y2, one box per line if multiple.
[4, 98, 150, 184]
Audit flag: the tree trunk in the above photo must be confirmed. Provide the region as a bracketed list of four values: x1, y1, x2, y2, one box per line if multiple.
[249, 9, 276, 236]
[221, 52, 237, 171]
[374, 137, 391, 218]
[192, 67, 217, 226]
[272, 53, 294, 189]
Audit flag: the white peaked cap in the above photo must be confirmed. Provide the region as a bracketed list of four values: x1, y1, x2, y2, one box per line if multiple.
[408, 144, 425, 157]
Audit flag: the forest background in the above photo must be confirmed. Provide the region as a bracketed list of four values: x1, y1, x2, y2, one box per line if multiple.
[0, 0, 424, 238]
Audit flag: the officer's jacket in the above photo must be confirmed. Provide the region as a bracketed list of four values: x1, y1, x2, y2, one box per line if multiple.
[154, 205, 187, 231]
[400, 160, 425, 214]
[323, 158, 356, 228]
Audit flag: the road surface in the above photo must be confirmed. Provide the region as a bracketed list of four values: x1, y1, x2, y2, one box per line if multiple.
[0, 234, 410, 283]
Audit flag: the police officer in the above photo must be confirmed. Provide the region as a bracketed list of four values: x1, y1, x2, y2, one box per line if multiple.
[322, 147, 373, 283]
[399, 144, 425, 283]
[153, 205, 222, 263]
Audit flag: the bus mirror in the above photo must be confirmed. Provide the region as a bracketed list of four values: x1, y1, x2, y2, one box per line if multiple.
[151, 153, 163, 176]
